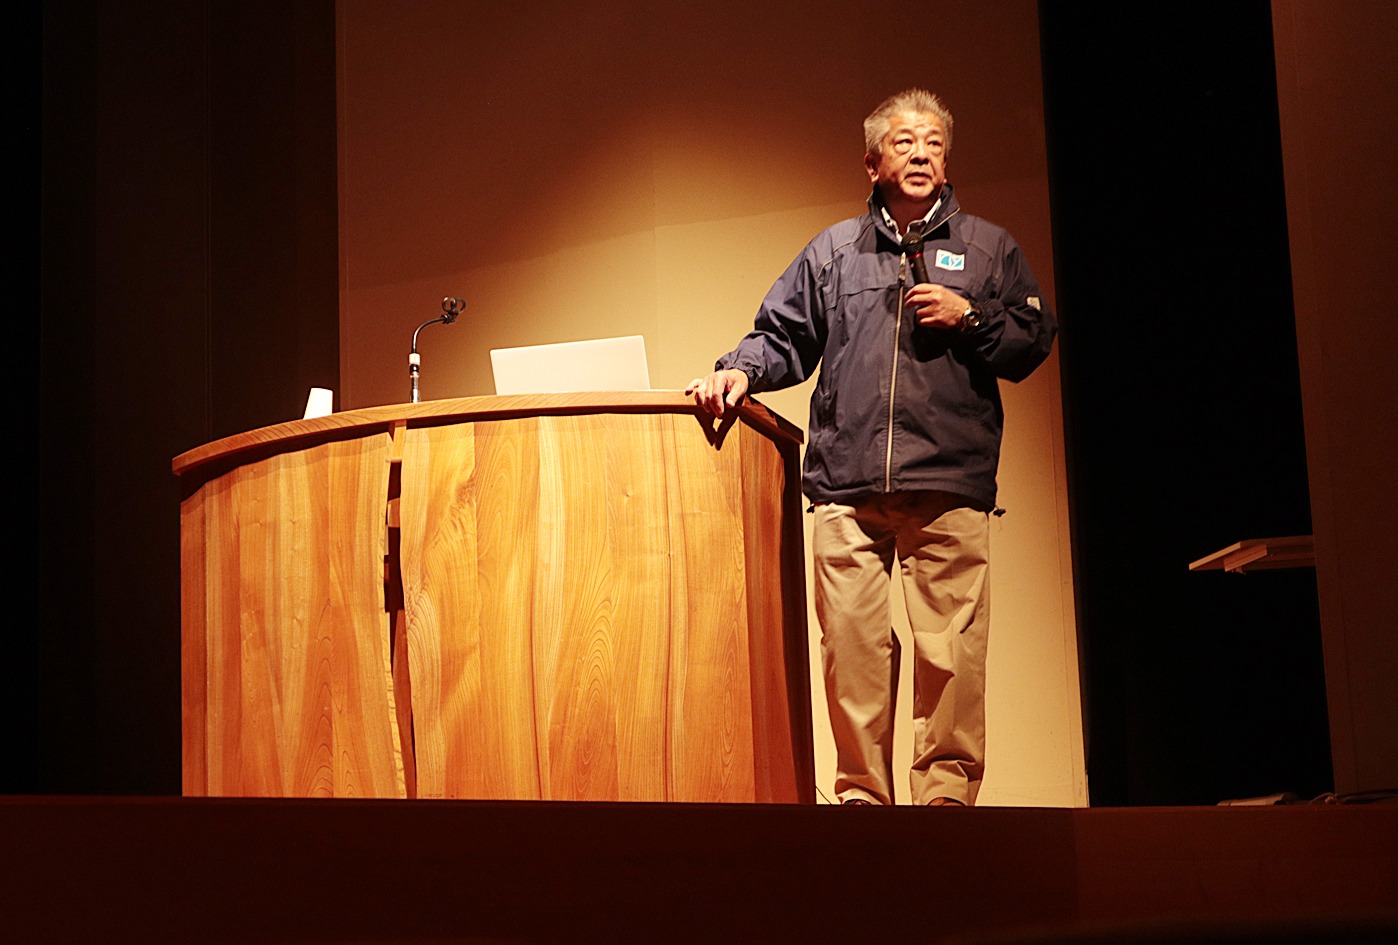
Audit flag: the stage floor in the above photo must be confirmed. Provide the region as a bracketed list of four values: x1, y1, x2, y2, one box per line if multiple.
[4, 798, 1395, 944]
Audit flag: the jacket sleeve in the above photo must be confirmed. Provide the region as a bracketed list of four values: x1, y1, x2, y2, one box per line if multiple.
[963, 234, 1058, 382]
[714, 243, 829, 394]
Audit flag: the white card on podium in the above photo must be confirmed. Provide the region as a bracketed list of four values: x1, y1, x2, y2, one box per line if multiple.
[303, 387, 334, 419]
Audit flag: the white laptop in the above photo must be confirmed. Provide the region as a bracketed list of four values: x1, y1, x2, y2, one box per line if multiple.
[490, 335, 652, 395]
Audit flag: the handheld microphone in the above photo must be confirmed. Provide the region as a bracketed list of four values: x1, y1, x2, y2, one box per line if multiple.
[904, 225, 931, 285]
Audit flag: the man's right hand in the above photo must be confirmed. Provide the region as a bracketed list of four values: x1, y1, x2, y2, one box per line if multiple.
[684, 369, 749, 417]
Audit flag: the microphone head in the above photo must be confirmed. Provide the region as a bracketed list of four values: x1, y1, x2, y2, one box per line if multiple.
[441, 296, 466, 324]
[903, 222, 925, 251]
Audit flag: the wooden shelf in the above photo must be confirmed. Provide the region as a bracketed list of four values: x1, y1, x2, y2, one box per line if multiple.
[1188, 535, 1316, 574]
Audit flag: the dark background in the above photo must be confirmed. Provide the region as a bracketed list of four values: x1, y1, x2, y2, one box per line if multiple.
[25, 0, 1329, 804]
[32, 0, 340, 795]
[1041, 1, 1328, 805]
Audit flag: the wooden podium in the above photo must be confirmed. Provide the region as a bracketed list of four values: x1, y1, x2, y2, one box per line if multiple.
[174, 393, 814, 802]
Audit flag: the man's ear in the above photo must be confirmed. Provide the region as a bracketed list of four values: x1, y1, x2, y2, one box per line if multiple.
[864, 151, 879, 183]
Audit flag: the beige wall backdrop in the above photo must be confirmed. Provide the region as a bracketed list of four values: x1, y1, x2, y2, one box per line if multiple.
[337, 0, 1085, 805]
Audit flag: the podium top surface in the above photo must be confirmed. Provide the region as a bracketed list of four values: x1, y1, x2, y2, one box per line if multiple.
[172, 391, 802, 479]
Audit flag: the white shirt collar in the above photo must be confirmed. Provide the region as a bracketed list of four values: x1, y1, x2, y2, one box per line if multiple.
[879, 194, 943, 239]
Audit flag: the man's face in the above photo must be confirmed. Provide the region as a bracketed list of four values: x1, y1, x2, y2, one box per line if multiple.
[864, 111, 948, 213]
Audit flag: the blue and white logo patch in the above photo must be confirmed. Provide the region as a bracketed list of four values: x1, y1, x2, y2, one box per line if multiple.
[934, 250, 965, 271]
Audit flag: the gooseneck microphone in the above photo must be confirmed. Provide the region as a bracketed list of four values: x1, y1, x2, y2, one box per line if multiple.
[409, 296, 466, 404]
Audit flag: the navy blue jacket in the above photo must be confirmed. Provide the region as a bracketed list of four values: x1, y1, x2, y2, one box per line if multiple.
[716, 186, 1057, 509]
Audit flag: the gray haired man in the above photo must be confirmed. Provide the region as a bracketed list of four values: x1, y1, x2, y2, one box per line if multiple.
[688, 90, 1057, 806]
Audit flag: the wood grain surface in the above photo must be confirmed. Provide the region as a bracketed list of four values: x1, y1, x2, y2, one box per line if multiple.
[180, 396, 812, 802]
[398, 412, 774, 801]
[182, 434, 405, 797]
[172, 392, 801, 479]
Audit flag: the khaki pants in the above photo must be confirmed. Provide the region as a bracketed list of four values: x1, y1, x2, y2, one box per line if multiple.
[813, 492, 990, 806]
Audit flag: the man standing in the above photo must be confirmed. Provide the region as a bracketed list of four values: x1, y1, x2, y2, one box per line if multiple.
[687, 89, 1057, 806]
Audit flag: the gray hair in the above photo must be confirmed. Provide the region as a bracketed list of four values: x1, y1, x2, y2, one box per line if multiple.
[863, 89, 954, 155]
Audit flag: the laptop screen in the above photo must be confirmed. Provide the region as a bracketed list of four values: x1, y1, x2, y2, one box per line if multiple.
[490, 335, 652, 395]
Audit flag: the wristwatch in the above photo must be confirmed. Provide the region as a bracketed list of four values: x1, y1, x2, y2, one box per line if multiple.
[959, 302, 983, 333]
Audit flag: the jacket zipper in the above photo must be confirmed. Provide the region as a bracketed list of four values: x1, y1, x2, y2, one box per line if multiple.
[885, 254, 907, 492]
[880, 207, 958, 494]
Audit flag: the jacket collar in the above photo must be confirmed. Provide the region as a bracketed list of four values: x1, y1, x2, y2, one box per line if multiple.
[868, 183, 960, 245]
